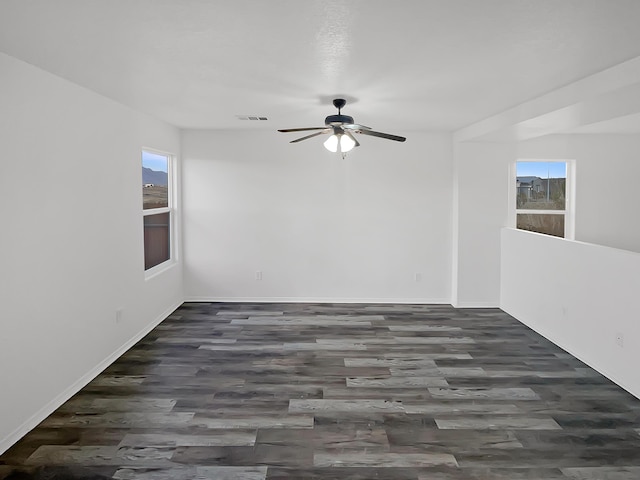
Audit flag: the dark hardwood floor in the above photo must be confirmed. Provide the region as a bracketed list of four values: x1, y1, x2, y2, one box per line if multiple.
[2, 303, 640, 479]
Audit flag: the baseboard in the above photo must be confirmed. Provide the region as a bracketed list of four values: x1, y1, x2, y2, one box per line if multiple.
[184, 296, 451, 304]
[0, 300, 183, 456]
[451, 301, 499, 308]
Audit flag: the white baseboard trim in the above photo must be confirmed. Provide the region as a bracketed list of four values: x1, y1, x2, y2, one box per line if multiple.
[184, 296, 451, 304]
[451, 301, 499, 308]
[0, 300, 183, 456]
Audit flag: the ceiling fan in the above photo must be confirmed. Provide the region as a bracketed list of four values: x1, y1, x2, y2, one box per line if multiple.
[278, 99, 406, 154]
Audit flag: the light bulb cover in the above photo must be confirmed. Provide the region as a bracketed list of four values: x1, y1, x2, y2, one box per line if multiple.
[323, 134, 339, 152]
[340, 134, 355, 152]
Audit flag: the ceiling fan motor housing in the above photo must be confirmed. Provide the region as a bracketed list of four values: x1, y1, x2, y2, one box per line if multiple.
[325, 114, 354, 125]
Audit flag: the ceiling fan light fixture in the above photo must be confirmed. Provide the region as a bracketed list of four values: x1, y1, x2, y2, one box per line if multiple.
[323, 134, 339, 152]
[323, 132, 356, 153]
[340, 133, 355, 152]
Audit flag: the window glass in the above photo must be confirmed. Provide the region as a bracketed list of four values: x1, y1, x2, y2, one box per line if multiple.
[517, 213, 565, 238]
[142, 150, 173, 271]
[143, 212, 171, 269]
[515, 161, 570, 238]
[516, 162, 566, 210]
[142, 151, 169, 209]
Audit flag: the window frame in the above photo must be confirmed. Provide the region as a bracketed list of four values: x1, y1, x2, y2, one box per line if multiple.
[510, 159, 575, 240]
[142, 148, 177, 277]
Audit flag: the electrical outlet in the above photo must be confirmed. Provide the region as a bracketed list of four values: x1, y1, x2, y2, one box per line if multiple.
[255, 271, 263, 281]
[615, 333, 624, 348]
[115, 309, 123, 324]
[415, 273, 422, 282]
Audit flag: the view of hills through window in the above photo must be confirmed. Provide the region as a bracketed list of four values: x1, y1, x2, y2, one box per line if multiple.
[142, 151, 169, 209]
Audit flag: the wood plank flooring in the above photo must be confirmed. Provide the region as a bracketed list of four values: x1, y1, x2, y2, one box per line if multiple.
[2, 303, 640, 479]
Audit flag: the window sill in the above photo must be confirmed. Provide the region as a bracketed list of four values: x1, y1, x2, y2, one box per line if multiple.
[144, 259, 178, 281]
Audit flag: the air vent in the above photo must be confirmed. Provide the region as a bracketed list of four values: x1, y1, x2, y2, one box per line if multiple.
[236, 115, 268, 121]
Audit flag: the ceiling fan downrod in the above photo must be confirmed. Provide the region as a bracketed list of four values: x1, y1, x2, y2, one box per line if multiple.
[333, 98, 347, 114]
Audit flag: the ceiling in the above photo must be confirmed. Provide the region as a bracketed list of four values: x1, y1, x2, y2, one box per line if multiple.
[2, 0, 640, 133]
[564, 112, 640, 135]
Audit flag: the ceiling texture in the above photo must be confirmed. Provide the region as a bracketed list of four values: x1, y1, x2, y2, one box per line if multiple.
[2, 0, 640, 134]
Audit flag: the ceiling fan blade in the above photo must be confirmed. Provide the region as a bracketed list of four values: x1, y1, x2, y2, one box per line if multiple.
[278, 127, 326, 133]
[343, 130, 360, 147]
[356, 129, 406, 142]
[343, 123, 371, 130]
[290, 130, 330, 143]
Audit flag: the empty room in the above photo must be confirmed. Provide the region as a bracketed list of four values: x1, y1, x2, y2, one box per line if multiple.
[2, 1, 640, 479]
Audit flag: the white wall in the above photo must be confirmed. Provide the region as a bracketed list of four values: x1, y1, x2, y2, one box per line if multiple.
[182, 129, 452, 303]
[501, 228, 640, 398]
[452, 141, 513, 307]
[0, 53, 182, 453]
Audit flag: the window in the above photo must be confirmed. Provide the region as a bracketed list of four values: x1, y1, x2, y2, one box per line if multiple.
[515, 160, 574, 239]
[142, 150, 174, 271]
